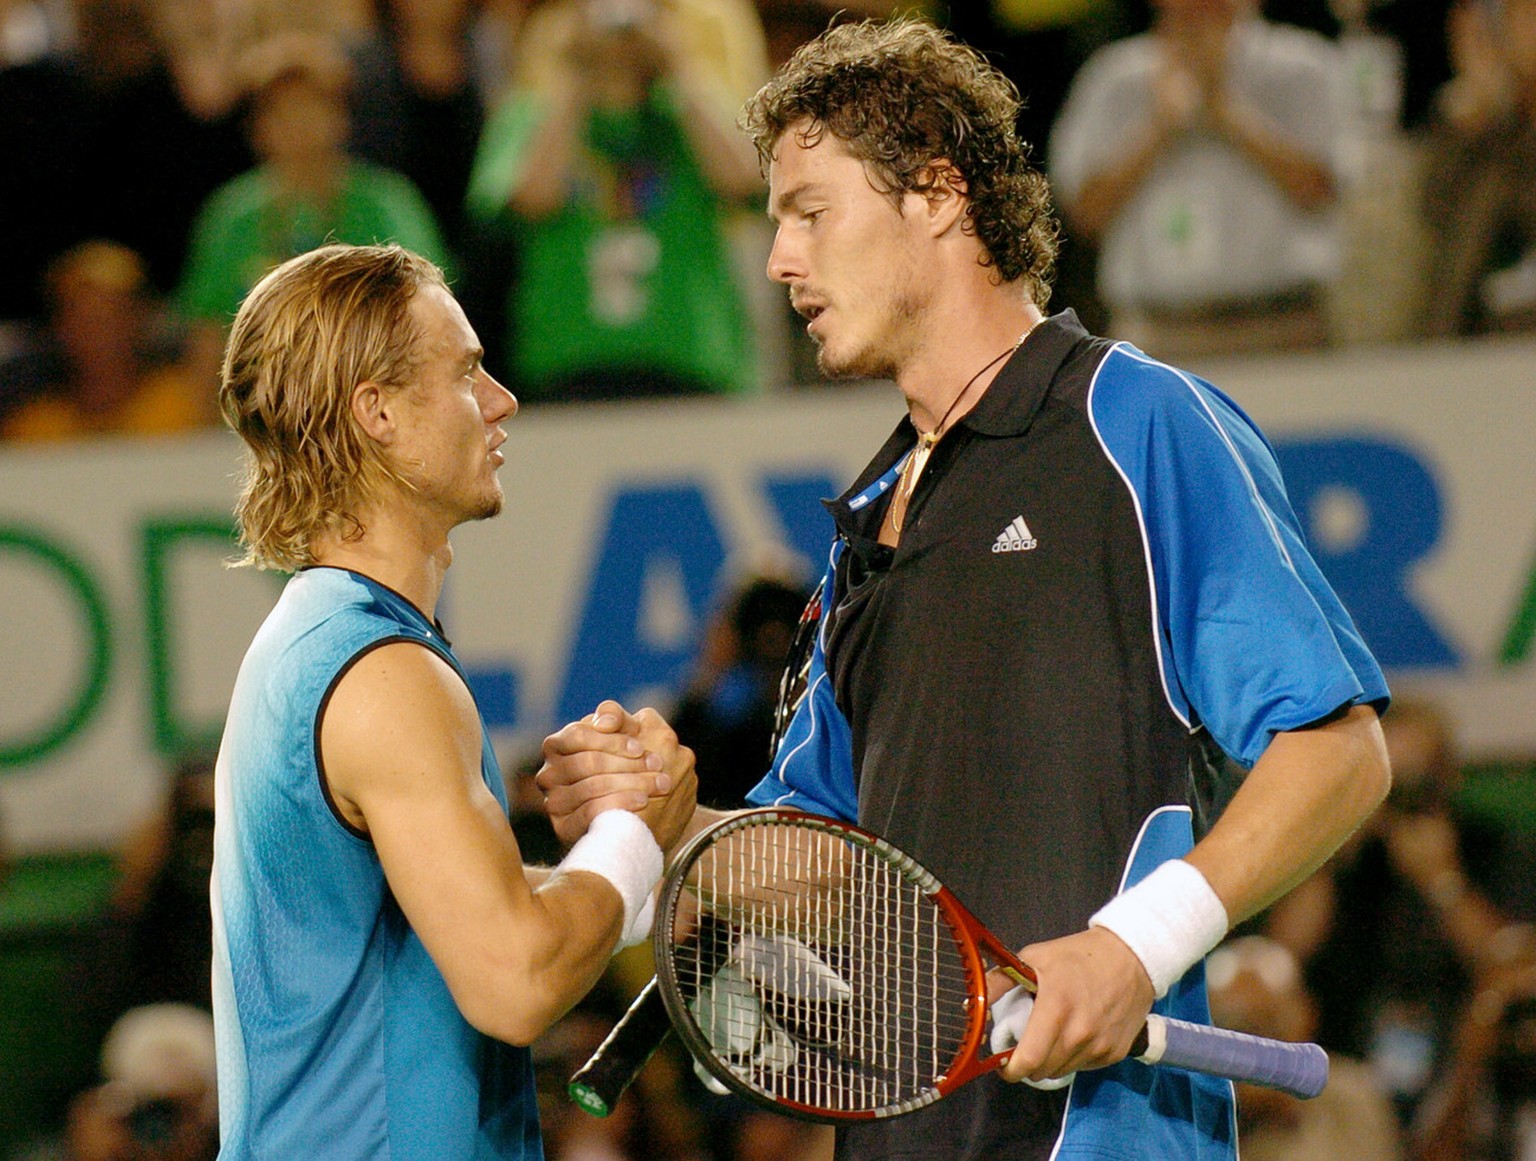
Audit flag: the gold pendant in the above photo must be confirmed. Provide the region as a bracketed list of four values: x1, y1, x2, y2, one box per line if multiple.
[892, 434, 936, 534]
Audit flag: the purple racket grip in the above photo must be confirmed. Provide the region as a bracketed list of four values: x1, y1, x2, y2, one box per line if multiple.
[1138, 1014, 1329, 1099]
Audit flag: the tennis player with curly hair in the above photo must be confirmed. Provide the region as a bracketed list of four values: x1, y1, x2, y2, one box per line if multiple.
[540, 17, 1390, 1160]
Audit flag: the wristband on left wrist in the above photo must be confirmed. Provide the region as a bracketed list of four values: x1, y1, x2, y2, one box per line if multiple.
[1088, 859, 1229, 999]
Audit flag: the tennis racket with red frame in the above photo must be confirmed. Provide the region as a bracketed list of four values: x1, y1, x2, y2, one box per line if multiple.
[569, 807, 1327, 1122]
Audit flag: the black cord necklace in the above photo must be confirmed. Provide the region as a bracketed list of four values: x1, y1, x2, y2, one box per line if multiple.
[890, 324, 1035, 533]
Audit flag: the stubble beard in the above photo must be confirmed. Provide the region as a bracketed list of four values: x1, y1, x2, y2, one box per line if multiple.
[814, 341, 876, 381]
[467, 484, 504, 523]
[813, 288, 921, 383]
[440, 474, 505, 527]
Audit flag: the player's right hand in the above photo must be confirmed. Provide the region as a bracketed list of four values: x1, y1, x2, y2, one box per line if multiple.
[539, 700, 667, 845]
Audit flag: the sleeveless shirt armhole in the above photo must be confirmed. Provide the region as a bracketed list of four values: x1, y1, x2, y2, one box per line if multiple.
[313, 634, 460, 842]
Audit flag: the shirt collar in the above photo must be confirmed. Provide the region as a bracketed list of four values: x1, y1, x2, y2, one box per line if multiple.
[826, 309, 1091, 528]
[960, 309, 1088, 438]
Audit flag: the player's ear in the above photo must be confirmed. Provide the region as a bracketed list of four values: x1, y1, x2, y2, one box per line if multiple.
[919, 159, 969, 238]
[351, 379, 396, 446]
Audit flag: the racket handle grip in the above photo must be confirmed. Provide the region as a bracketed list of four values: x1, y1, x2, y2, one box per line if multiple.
[1138, 1014, 1329, 1100]
[567, 976, 674, 1117]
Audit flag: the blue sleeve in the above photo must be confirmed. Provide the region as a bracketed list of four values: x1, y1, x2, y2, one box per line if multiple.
[1090, 345, 1389, 767]
[745, 551, 859, 822]
[1058, 805, 1238, 1160]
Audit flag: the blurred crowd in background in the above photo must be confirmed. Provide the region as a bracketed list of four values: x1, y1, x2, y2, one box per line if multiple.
[3, 0, 1536, 1158]
[2, 0, 1536, 439]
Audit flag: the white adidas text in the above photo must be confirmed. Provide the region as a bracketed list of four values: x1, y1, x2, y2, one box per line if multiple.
[992, 515, 1037, 553]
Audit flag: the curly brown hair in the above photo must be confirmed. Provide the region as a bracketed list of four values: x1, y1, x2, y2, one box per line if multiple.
[219, 244, 442, 572]
[741, 18, 1059, 305]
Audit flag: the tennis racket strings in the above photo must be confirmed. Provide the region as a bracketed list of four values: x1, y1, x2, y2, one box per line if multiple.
[669, 818, 977, 1116]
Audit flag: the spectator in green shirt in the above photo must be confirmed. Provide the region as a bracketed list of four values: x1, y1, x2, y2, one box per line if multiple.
[465, 0, 766, 402]
[178, 33, 448, 391]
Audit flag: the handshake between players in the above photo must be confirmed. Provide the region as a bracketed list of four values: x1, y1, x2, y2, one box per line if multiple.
[539, 699, 1161, 1091]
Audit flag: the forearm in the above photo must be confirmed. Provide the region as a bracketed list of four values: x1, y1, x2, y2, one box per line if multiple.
[1065, 121, 1174, 241]
[426, 851, 632, 1045]
[678, 804, 732, 850]
[1186, 704, 1389, 925]
[1212, 99, 1336, 210]
[507, 86, 587, 219]
[481, 871, 628, 1044]
[437, 813, 664, 1045]
[1414, 860, 1512, 969]
[522, 864, 553, 887]
[486, 803, 732, 1038]
[664, 73, 761, 202]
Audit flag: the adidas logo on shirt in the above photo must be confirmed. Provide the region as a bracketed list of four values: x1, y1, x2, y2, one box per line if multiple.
[992, 516, 1038, 553]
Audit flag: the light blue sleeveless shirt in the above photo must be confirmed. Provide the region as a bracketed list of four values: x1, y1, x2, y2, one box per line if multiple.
[211, 567, 541, 1159]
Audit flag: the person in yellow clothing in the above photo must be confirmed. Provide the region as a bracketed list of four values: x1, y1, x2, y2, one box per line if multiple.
[2, 241, 211, 442]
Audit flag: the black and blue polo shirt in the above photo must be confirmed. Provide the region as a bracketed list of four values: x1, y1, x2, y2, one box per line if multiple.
[748, 311, 1388, 1160]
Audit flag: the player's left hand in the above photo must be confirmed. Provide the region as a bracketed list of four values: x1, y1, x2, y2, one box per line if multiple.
[989, 926, 1154, 1085]
[987, 988, 1073, 1090]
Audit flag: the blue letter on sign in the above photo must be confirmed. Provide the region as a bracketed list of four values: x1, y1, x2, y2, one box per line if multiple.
[1274, 437, 1459, 669]
[762, 472, 840, 581]
[556, 483, 727, 724]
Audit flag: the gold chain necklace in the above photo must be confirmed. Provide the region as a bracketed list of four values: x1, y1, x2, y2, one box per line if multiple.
[890, 325, 1037, 534]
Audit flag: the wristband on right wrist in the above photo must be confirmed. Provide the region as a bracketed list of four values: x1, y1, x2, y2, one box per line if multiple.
[557, 810, 664, 949]
[1088, 858, 1229, 999]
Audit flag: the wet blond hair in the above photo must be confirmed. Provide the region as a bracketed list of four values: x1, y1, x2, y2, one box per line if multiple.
[219, 243, 444, 571]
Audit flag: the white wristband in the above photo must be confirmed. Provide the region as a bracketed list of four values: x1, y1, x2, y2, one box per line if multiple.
[1088, 859, 1228, 999]
[558, 810, 664, 949]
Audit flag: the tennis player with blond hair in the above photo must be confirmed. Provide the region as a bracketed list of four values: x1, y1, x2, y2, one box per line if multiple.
[210, 242, 694, 1158]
